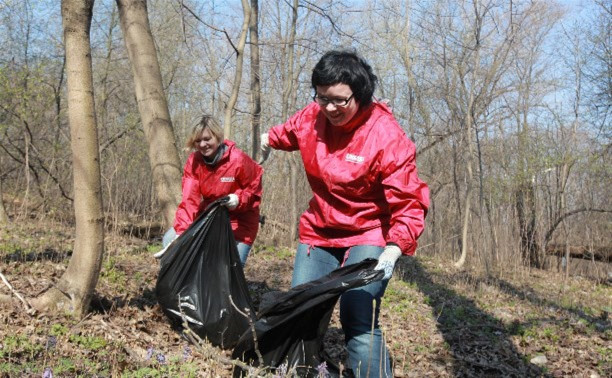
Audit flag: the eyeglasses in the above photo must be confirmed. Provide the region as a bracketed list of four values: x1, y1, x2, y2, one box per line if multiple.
[313, 93, 354, 107]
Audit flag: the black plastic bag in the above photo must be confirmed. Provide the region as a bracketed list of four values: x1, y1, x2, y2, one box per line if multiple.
[232, 259, 384, 377]
[155, 199, 256, 349]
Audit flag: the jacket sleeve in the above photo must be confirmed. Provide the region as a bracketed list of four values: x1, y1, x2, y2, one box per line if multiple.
[173, 153, 202, 234]
[267, 108, 304, 152]
[380, 135, 430, 255]
[233, 153, 263, 213]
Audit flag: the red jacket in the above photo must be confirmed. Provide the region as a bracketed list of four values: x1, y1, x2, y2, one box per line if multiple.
[268, 102, 429, 255]
[173, 140, 263, 245]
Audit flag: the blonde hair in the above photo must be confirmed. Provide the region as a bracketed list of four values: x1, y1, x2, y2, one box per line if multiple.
[184, 115, 224, 151]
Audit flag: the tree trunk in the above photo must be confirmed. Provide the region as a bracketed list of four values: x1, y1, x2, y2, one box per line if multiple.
[223, 0, 251, 140]
[0, 172, 8, 224]
[455, 110, 474, 269]
[249, 0, 261, 160]
[455, 56, 479, 269]
[516, 181, 540, 267]
[32, 0, 104, 317]
[116, 0, 182, 228]
[19, 128, 30, 220]
[284, 0, 299, 241]
[451, 140, 462, 259]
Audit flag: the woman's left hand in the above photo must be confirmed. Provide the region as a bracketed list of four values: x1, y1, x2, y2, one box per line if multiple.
[375, 244, 402, 279]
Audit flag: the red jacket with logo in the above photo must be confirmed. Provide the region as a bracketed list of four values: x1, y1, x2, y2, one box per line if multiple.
[268, 101, 429, 255]
[173, 140, 263, 245]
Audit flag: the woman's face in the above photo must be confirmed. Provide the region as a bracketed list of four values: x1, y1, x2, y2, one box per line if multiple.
[196, 128, 220, 158]
[315, 83, 359, 127]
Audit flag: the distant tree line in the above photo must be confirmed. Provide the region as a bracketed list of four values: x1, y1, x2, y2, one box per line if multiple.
[0, 0, 609, 284]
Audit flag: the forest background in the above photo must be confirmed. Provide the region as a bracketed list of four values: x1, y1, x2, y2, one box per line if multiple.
[0, 0, 610, 376]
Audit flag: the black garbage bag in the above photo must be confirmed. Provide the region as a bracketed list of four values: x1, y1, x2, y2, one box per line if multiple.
[232, 259, 384, 377]
[155, 198, 256, 349]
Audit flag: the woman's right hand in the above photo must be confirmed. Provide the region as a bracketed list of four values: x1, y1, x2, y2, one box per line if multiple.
[260, 133, 270, 152]
[259, 133, 270, 163]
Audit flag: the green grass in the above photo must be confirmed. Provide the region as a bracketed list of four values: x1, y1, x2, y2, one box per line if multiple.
[50, 323, 68, 337]
[257, 245, 294, 260]
[121, 360, 200, 377]
[101, 256, 128, 290]
[69, 334, 107, 351]
[146, 243, 162, 253]
[0, 361, 38, 374]
[53, 358, 77, 375]
[0, 242, 22, 255]
[0, 334, 44, 360]
[382, 280, 419, 315]
[542, 327, 560, 342]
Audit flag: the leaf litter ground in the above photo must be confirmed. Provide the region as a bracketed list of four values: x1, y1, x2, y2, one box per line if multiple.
[0, 221, 609, 377]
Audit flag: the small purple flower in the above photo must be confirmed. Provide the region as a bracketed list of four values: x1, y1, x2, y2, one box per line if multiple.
[42, 367, 53, 378]
[316, 361, 329, 377]
[145, 346, 154, 360]
[156, 353, 166, 365]
[273, 362, 288, 378]
[183, 345, 192, 360]
[46, 336, 57, 350]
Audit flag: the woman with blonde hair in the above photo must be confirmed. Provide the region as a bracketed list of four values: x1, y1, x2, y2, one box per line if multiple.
[160, 115, 263, 267]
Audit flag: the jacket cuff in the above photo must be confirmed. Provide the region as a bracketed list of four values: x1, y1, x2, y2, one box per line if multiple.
[389, 239, 417, 256]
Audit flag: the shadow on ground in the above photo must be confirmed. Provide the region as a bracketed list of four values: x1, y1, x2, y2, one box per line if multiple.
[87, 279, 278, 315]
[398, 257, 548, 377]
[469, 275, 610, 334]
[1, 248, 72, 263]
[89, 287, 158, 314]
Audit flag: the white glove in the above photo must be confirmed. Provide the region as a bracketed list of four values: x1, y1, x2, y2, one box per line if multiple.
[260, 133, 270, 153]
[374, 244, 402, 280]
[225, 193, 239, 210]
[154, 234, 179, 259]
[259, 133, 271, 164]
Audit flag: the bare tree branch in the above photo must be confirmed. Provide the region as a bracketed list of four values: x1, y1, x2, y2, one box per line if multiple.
[544, 208, 612, 246]
[299, 0, 358, 42]
[177, 1, 238, 53]
[0, 270, 36, 315]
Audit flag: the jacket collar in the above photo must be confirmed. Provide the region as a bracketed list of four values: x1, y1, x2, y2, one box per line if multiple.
[200, 140, 234, 166]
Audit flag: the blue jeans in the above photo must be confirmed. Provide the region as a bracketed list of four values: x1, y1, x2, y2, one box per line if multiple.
[291, 243, 392, 378]
[235, 242, 251, 268]
[162, 228, 251, 267]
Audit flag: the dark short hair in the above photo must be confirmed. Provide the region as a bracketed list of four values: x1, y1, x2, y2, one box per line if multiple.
[311, 50, 378, 106]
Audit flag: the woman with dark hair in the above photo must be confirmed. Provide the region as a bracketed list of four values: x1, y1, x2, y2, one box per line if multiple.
[158, 115, 263, 267]
[261, 50, 429, 377]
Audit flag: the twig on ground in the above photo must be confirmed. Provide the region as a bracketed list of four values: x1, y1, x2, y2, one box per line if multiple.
[0, 269, 36, 315]
[229, 294, 265, 367]
[367, 298, 375, 378]
[180, 318, 265, 376]
[173, 294, 266, 376]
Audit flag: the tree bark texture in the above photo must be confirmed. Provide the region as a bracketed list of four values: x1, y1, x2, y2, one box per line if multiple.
[32, 0, 104, 317]
[284, 0, 300, 241]
[223, 0, 251, 140]
[249, 0, 261, 161]
[116, 0, 182, 228]
[0, 174, 8, 223]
